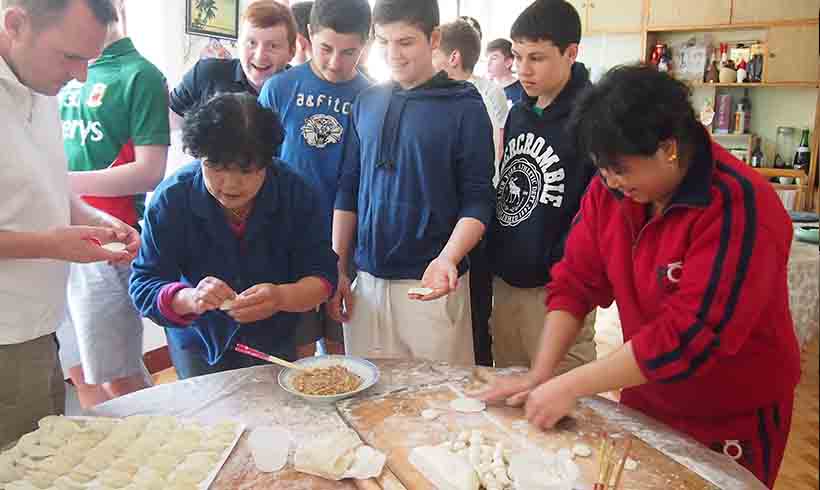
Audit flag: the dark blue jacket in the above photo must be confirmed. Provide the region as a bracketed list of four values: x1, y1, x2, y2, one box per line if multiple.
[334, 72, 495, 280]
[490, 63, 596, 288]
[129, 162, 338, 364]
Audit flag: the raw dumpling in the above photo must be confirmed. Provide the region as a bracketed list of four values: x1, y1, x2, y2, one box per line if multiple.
[409, 443, 479, 490]
[293, 430, 362, 480]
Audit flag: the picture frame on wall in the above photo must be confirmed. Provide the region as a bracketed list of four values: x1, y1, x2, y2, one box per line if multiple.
[186, 0, 240, 41]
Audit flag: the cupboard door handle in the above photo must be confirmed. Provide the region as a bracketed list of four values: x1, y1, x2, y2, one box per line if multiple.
[769, 52, 776, 58]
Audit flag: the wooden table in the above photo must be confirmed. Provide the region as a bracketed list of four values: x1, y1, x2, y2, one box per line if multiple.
[91, 360, 766, 489]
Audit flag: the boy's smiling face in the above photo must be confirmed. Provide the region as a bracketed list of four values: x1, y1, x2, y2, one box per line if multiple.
[309, 27, 367, 83]
[374, 21, 440, 89]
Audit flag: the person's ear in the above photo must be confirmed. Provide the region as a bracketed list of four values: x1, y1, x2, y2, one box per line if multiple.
[3, 8, 30, 41]
[450, 49, 461, 69]
[429, 28, 441, 51]
[660, 139, 680, 166]
[564, 43, 579, 63]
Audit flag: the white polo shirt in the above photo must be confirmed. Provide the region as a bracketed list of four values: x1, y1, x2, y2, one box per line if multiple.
[0, 56, 71, 345]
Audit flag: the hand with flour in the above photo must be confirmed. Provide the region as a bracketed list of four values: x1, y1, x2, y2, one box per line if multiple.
[411, 256, 458, 301]
[475, 373, 541, 407]
[172, 277, 237, 317]
[228, 283, 284, 323]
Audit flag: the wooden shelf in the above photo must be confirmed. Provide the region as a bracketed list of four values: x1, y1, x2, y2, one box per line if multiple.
[771, 183, 807, 190]
[690, 82, 820, 88]
[754, 168, 810, 178]
[709, 132, 754, 139]
[647, 19, 818, 33]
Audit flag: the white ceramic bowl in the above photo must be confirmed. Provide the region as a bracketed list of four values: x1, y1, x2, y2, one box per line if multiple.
[278, 355, 380, 403]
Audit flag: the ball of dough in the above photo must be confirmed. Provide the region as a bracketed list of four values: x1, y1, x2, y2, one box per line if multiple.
[571, 443, 592, 458]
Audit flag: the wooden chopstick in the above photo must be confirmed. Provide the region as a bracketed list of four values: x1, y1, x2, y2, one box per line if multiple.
[234, 343, 307, 371]
[609, 437, 633, 489]
[594, 435, 611, 490]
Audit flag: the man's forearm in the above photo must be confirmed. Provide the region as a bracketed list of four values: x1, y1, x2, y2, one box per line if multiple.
[70, 194, 109, 227]
[439, 217, 485, 264]
[0, 231, 51, 259]
[332, 210, 357, 272]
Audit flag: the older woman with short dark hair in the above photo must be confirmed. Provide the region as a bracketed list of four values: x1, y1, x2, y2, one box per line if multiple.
[130, 93, 337, 379]
[481, 65, 800, 488]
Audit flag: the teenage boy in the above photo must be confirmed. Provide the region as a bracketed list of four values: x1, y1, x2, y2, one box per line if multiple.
[330, 0, 494, 365]
[431, 18, 508, 366]
[433, 19, 508, 162]
[169, 0, 296, 121]
[259, 0, 372, 357]
[290, 1, 312, 65]
[488, 0, 597, 371]
[57, 0, 169, 408]
[486, 38, 524, 105]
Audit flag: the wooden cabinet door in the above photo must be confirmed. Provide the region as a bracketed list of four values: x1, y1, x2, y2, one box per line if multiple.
[647, 0, 731, 27]
[587, 0, 644, 32]
[731, 0, 820, 24]
[765, 25, 820, 83]
[566, 0, 589, 33]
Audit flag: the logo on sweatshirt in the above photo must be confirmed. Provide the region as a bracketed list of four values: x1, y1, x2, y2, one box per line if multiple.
[497, 133, 566, 227]
[301, 114, 343, 149]
[656, 260, 683, 293]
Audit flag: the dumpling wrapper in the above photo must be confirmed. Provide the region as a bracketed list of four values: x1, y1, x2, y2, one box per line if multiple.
[408, 287, 435, 296]
[449, 398, 486, 413]
[248, 426, 290, 473]
[294, 430, 362, 480]
[342, 445, 386, 480]
[409, 443, 479, 490]
[101, 242, 127, 252]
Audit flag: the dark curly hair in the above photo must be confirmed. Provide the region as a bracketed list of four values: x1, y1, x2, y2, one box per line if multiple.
[568, 64, 705, 171]
[182, 93, 284, 171]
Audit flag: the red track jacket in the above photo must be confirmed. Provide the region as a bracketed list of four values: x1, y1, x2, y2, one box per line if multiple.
[548, 138, 801, 426]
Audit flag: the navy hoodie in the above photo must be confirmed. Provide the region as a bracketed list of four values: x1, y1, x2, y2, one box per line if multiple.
[489, 63, 596, 288]
[335, 71, 495, 280]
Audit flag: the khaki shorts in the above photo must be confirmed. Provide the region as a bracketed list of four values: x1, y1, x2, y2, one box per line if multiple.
[343, 271, 475, 366]
[490, 276, 596, 374]
[0, 334, 65, 449]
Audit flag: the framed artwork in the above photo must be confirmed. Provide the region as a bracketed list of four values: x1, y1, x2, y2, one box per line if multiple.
[186, 0, 240, 41]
